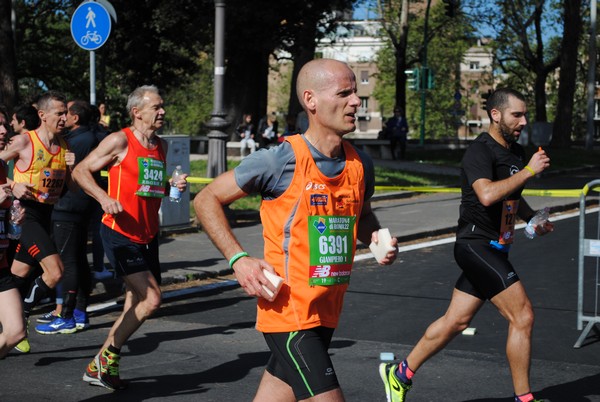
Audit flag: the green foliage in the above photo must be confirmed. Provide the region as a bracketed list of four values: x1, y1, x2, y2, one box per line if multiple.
[13, 1, 89, 102]
[163, 54, 214, 135]
[372, 45, 397, 116]
[11, 0, 213, 129]
[415, 5, 473, 139]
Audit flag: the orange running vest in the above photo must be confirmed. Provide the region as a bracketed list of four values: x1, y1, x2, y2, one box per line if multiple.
[101, 128, 166, 244]
[13, 130, 67, 205]
[256, 134, 365, 332]
[0, 162, 10, 270]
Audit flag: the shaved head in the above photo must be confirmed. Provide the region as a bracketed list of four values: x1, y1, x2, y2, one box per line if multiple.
[296, 59, 352, 110]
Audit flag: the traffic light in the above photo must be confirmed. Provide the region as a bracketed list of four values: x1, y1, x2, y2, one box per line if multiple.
[405, 68, 420, 91]
[481, 89, 492, 109]
[423, 67, 435, 90]
[443, 0, 459, 18]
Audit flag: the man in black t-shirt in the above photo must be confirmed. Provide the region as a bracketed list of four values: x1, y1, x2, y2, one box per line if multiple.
[380, 88, 552, 402]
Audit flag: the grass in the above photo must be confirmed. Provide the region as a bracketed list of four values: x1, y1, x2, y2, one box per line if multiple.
[187, 144, 600, 214]
[404, 144, 600, 171]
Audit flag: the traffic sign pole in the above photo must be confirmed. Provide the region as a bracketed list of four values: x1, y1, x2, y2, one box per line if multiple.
[71, 1, 114, 105]
[90, 51, 96, 105]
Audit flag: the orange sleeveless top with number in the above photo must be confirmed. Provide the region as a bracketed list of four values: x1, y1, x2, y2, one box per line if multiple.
[0, 162, 10, 270]
[256, 134, 365, 332]
[101, 128, 166, 244]
[13, 130, 67, 205]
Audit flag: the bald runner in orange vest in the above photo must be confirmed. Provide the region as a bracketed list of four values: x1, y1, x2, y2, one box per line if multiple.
[194, 59, 398, 401]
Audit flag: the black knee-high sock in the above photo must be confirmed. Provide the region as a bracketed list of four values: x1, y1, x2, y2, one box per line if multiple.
[23, 276, 52, 317]
[62, 290, 77, 319]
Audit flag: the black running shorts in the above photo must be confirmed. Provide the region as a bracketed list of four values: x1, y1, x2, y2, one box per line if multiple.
[264, 326, 339, 400]
[100, 224, 161, 284]
[454, 241, 520, 300]
[16, 203, 58, 265]
[0, 268, 17, 292]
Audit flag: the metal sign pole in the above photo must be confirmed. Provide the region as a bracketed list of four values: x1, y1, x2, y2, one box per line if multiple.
[90, 50, 96, 105]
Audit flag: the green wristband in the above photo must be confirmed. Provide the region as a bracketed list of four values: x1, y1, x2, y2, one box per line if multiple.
[229, 251, 249, 268]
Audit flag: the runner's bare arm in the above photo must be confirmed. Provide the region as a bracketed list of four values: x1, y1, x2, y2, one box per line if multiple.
[194, 171, 277, 300]
[72, 131, 128, 215]
[1, 134, 35, 199]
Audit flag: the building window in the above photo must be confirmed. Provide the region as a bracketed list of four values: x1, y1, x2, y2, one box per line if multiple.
[360, 97, 369, 109]
[469, 61, 480, 70]
[360, 70, 369, 84]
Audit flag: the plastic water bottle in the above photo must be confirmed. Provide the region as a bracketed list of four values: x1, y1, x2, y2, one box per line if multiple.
[524, 207, 549, 239]
[8, 199, 23, 240]
[169, 165, 184, 203]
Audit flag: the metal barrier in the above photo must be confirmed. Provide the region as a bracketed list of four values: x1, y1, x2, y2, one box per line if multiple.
[574, 179, 600, 348]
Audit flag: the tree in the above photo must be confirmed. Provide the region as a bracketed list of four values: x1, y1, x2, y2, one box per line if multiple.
[373, 0, 472, 138]
[376, 0, 410, 113]
[469, 0, 562, 123]
[5, 0, 357, 136]
[223, 0, 356, 129]
[551, 0, 583, 148]
[0, 0, 18, 110]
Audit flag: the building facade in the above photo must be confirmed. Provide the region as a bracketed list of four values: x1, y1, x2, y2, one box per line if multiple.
[316, 20, 385, 138]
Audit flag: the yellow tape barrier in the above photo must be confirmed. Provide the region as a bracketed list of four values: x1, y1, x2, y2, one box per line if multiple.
[184, 177, 595, 198]
[103, 170, 598, 198]
[373, 186, 587, 197]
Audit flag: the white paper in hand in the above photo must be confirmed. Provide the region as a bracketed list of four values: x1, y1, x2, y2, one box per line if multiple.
[369, 228, 396, 263]
[262, 269, 284, 299]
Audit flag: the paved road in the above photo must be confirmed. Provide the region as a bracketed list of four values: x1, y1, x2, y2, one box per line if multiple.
[1, 211, 599, 401]
[1, 163, 599, 401]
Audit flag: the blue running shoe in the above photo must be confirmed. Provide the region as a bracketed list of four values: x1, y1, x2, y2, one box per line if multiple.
[35, 316, 77, 334]
[73, 309, 90, 330]
[37, 310, 58, 323]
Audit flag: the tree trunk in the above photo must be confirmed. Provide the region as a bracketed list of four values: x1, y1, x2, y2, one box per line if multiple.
[224, 49, 268, 134]
[287, 17, 318, 121]
[0, 0, 17, 110]
[533, 72, 548, 122]
[551, 0, 582, 149]
[393, 0, 409, 113]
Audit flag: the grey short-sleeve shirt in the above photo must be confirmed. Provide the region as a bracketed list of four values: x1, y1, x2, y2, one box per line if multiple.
[234, 135, 375, 201]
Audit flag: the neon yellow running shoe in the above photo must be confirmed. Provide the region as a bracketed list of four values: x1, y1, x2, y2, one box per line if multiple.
[14, 318, 30, 353]
[379, 362, 411, 402]
[14, 337, 30, 353]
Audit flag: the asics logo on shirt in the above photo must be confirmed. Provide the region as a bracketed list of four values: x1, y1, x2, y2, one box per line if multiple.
[305, 181, 326, 191]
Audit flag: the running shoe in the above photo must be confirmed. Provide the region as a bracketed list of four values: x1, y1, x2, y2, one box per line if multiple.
[379, 362, 412, 402]
[14, 338, 30, 353]
[37, 310, 58, 323]
[82, 358, 102, 386]
[73, 309, 90, 330]
[93, 266, 113, 281]
[95, 349, 128, 390]
[35, 316, 77, 334]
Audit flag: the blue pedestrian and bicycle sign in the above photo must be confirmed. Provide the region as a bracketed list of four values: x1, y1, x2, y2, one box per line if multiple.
[71, 1, 111, 51]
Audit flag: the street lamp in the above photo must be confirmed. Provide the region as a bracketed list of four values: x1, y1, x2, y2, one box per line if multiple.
[206, 0, 229, 178]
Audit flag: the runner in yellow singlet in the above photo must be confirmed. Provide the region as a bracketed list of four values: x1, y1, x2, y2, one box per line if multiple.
[0, 91, 75, 354]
